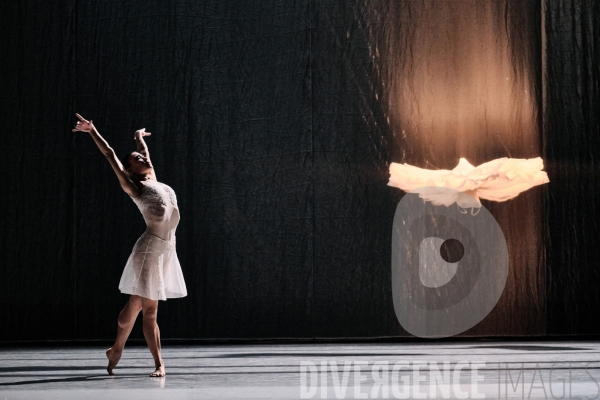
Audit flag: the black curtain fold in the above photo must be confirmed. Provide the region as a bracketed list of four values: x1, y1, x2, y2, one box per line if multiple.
[544, 0, 600, 335]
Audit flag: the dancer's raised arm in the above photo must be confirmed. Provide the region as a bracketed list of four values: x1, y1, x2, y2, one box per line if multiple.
[73, 113, 141, 198]
[135, 128, 150, 158]
[133, 128, 157, 181]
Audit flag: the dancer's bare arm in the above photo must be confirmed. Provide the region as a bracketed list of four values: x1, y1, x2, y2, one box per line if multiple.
[73, 113, 141, 198]
[134, 128, 157, 180]
[135, 128, 150, 158]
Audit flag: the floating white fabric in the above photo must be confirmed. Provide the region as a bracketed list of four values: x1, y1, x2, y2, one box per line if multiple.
[388, 157, 550, 209]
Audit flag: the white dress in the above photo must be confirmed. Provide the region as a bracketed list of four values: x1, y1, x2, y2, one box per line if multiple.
[388, 157, 550, 209]
[118, 179, 187, 301]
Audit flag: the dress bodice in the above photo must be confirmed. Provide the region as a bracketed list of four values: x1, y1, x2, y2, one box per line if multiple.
[131, 179, 180, 240]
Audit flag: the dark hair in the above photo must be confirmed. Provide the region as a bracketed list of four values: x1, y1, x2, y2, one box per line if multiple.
[121, 151, 135, 171]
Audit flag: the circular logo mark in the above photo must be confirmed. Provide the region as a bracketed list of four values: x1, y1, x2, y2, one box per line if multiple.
[391, 186, 508, 338]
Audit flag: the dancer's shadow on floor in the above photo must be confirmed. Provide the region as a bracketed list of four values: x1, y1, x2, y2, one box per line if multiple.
[0, 374, 143, 387]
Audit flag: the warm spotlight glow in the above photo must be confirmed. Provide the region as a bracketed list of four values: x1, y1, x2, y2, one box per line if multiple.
[389, 0, 538, 159]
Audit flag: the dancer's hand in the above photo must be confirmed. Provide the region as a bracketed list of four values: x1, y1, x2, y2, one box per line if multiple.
[72, 113, 95, 133]
[134, 128, 151, 139]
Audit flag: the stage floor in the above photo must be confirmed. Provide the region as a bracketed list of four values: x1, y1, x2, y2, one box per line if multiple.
[1, 341, 599, 399]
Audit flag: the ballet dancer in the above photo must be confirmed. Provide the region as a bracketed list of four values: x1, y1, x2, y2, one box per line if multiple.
[72, 113, 187, 377]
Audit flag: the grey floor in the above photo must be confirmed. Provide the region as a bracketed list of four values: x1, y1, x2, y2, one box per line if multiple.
[1, 341, 599, 399]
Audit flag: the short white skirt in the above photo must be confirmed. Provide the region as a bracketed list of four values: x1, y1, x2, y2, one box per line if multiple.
[118, 231, 187, 301]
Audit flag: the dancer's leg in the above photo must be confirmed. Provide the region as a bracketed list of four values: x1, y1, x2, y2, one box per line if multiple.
[141, 297, 164, 377]
[106, 295, 143, 375]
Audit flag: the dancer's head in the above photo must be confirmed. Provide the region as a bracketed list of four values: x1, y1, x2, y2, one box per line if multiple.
[122, 151, 152, 177]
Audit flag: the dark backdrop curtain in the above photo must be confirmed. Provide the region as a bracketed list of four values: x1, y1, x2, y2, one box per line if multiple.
[544, 0, 600, 335]
[0, 0, 597, 341]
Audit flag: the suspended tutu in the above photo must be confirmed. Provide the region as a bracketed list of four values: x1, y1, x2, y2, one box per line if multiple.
[388, 157, 550, 209]
[119, 230, 187, 301]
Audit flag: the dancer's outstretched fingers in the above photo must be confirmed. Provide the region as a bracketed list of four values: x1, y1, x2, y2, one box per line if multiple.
[74, 114, 94, 132]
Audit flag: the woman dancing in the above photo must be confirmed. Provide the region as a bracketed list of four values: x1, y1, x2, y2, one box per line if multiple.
[73, 113, 187, 377]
